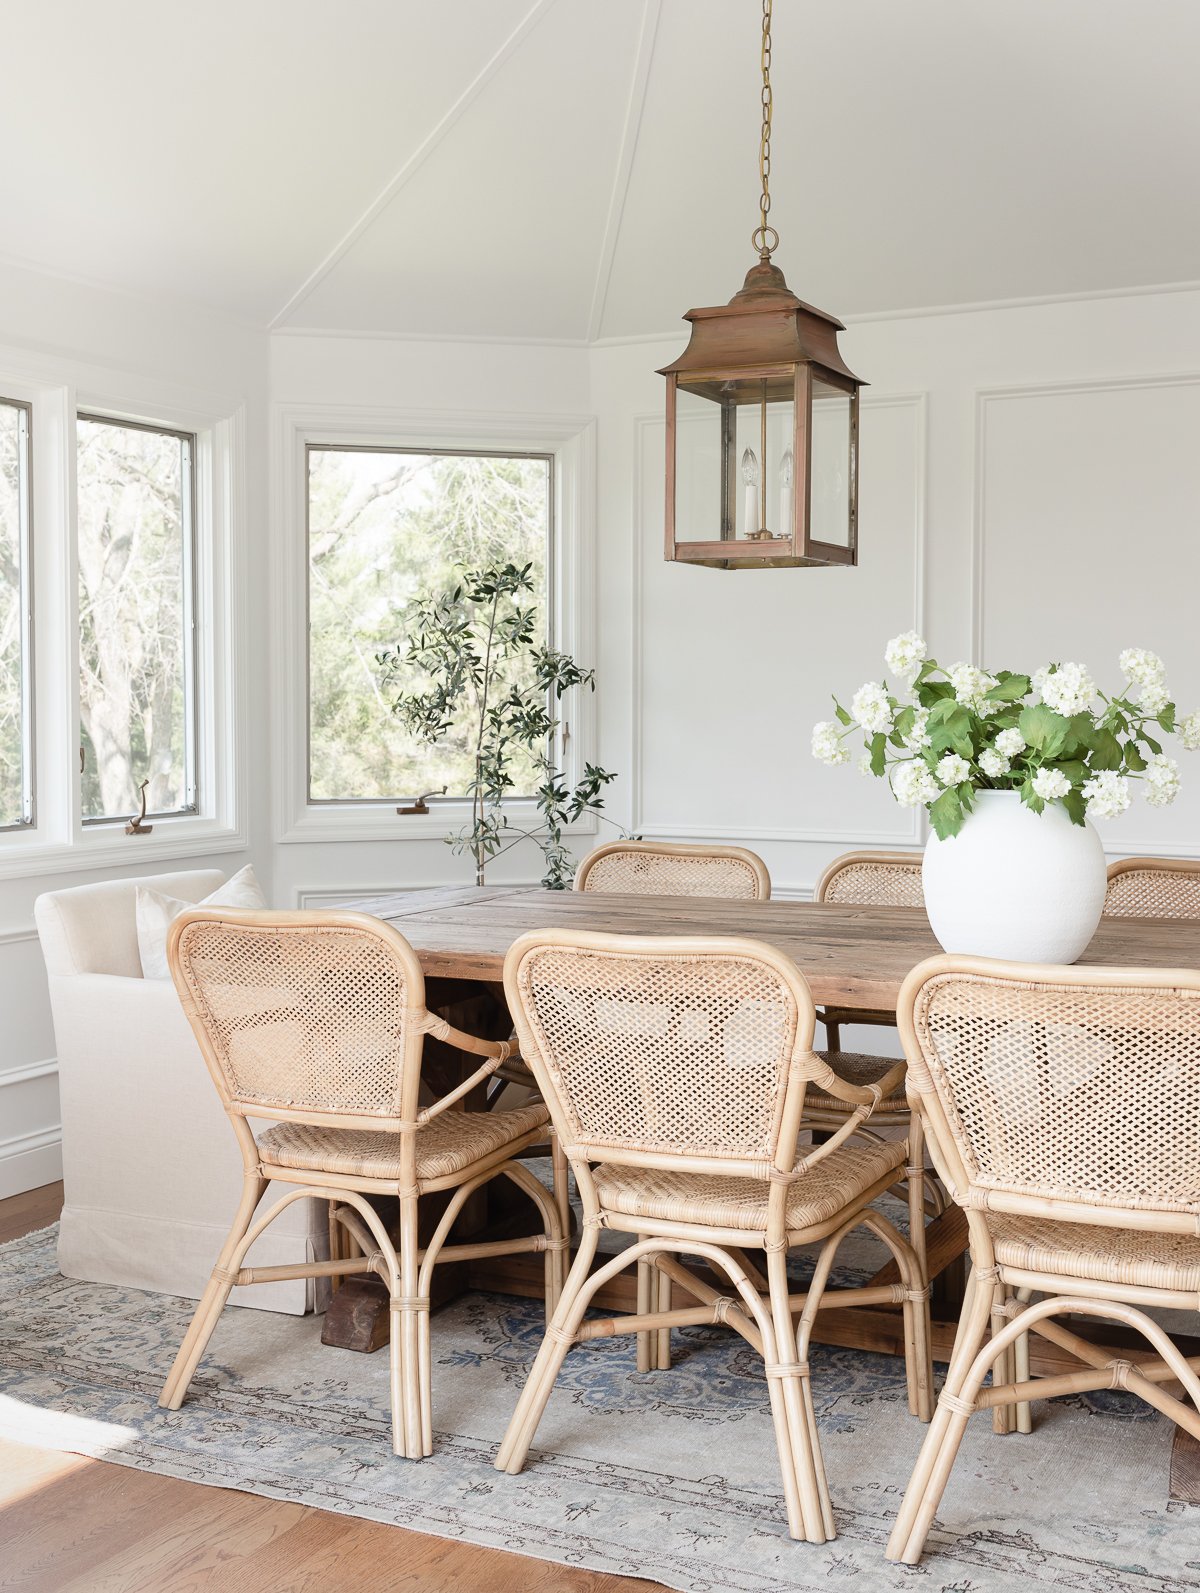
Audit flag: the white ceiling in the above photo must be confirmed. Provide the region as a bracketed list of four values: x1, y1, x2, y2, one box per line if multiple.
[3, 0, 1198, 341]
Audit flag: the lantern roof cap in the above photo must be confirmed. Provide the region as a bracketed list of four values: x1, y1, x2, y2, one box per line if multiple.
[657, 256, 863, 386]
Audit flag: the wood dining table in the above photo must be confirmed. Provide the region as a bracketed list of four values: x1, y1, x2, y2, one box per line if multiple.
[328, 882, 1200, 1427]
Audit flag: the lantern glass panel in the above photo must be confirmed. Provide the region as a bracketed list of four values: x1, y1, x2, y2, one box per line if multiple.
[674, 375, 796, 543]
[810, 377, 853, 549]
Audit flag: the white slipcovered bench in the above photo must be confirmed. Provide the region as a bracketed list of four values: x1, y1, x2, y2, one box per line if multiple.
[35, 869, 326, 1314]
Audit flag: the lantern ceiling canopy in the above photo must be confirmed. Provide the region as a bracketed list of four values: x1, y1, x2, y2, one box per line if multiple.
[659, 0, 866, 571]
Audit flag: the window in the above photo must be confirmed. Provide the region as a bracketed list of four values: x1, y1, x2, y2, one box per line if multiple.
[0, 397, 32, 829]
[306, 445, 552, 803]
[77, 415, 197, 822]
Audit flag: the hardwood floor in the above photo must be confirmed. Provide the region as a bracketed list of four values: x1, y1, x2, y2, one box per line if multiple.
[0, 1183, 662, 1593]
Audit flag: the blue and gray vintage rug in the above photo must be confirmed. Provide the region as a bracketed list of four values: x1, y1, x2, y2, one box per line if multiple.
[1, 1223, 1196, 1593]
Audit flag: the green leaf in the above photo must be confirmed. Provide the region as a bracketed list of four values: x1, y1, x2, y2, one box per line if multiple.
[1145, 734, 1163, 755]
[870, 733, 887, 777]
[834, 699, 852, 726]
[891, 704, 915, 747]
[1018, 703, 1070, 757]
[1125, 743, 1146, 771]
[928, 787, 964, 840]
[1158, 705, 1177, 733]
[984, 673, 1031, 703]
[1061, 788, 1087, 826]
[1088, 727, 1122, 770]
[1019, 778, 1045, 815]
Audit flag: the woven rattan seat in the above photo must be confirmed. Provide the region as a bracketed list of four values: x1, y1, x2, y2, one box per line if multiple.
[805, 1050, 908, 1115]
[259, 1104, 550, 1183]
[575, 840, 770, 900]
[593, 1139, 907, 1233]
[989, 1215, 1200, 1293]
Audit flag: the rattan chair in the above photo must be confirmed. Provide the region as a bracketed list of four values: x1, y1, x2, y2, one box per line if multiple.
[887, 955, 1200, 1565]
[158, 908, 567, 1459]
[811, 850, 939, 1254]
[1104, 856, 1200, 919]
[575, 840, 771, 900]
[495, 929, 933, 1544]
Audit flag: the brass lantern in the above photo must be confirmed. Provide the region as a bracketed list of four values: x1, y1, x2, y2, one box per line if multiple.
[659, 1, 865, 570]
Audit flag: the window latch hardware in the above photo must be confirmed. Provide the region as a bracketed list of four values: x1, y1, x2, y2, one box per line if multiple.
[126, 778, 154, 835]
[397, 786, 447, 816]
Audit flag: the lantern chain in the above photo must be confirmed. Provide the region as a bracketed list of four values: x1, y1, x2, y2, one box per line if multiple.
[753, 0, 779, 259]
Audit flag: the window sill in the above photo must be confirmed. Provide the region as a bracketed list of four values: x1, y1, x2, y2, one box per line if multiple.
[278, 801, 600, 846]
[0, 817, 249, 882]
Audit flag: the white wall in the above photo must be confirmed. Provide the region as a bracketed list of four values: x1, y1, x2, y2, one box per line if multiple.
[591, 286, 1200, 897]
[0, 260, 270, 1197]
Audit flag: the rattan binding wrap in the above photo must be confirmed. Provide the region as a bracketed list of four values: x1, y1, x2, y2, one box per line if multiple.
[1104, 856, 1200, 920]
[575, 840, 770, 900]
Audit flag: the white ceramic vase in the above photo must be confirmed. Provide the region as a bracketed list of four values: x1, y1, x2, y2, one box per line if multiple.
[921, 789, 1106, 963]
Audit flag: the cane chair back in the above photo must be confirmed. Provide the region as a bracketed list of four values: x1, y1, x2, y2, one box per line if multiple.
[575, 841, 770, 901]
[169, 909, 427, 1131]
[505, 930, 812, 1173]
[1104, 857, 1200, 920]
[815, 850, 923, 908]
[899, 955, 1200, 1225]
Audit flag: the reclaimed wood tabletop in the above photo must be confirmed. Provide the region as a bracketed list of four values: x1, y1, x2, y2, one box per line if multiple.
[335, 883, 1200, 1013]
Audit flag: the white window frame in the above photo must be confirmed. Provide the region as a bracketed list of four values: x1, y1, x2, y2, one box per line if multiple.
[0, 393, 34, 832]
[274, 404, 598, 845]
[0, 344, 247, 880]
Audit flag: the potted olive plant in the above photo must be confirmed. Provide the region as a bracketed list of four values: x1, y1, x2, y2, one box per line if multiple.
[379, 560, 624, 889]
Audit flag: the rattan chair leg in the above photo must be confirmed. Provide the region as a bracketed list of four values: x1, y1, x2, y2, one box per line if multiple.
[1012, 1287, 1033, 1434]
[496, 1226, 601, 1474]
[327, 1198, 349, 1295]
[636, 1243, 654, 1373]
[655, 1261, 672, 1370]
[393, 1194, 424, 1459]
[766, 1246, 830, 1543]
[500, 1160, 567, 1317]
[990, 1283, 1014, 1437]
[551, 1131, 571, 1240]
[907, 1118, 928, 1282]
[159, 1173, 267, 1410]
[885, 1275, 993, 1563]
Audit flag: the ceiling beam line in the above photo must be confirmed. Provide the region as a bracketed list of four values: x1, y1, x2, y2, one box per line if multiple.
[585, 0, 661, 344]
[269, 0, 561, 332]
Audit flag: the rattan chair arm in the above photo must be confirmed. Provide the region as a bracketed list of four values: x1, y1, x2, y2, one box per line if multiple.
[788, 1101, 882, 1177]
[417, 1052, 508, 1123]
[804, 1051, 906, 1109]
[418, 1013, 513, 1061]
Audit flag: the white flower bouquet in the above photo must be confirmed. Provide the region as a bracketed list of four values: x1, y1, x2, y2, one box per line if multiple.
[812, 633, 1199, 839]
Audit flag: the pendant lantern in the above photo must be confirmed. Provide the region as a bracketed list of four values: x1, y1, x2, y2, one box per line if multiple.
[659, 0, 865, 570]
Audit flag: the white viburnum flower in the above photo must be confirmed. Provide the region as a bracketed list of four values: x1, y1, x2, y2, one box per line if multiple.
[884, 630, 927, 683]
[995, 727, 1026, 758]
[1038, 662, 1097, 717]
[893, 761, 941, 808]
[1181, 710, 1200, 751]
[1082, 769, 1131, 820]
[1138, 679, 1170, 717]
[857, 750, 874, 777]
[850, 681, 894, 735]
[979, 748, 1010, 779]
[903, 706, 931, 751]
[1119, 648, 1166, 688]
[1032, 767, 1071, 801]
[811, 721, 849, 767]
[947, 662, 997, 711]
[936, 753, 971, 787]
[1145, 754, 1181, 807]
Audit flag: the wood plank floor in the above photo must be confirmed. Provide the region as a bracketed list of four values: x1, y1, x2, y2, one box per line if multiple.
[0, 1183, 663, 1593]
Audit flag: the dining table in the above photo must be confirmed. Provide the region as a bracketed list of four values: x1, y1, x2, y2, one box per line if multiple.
[325, 880, 1200, 1468]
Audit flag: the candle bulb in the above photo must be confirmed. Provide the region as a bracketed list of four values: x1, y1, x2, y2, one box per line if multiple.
[779, 447, 794, 534]
[741, 446, 760, 536]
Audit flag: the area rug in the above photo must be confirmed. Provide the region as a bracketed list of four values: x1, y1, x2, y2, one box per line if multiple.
[1, 1223, 1197, 1593]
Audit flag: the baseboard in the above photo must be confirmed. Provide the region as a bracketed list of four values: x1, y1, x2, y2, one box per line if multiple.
[0, 1126, 63, 1201]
